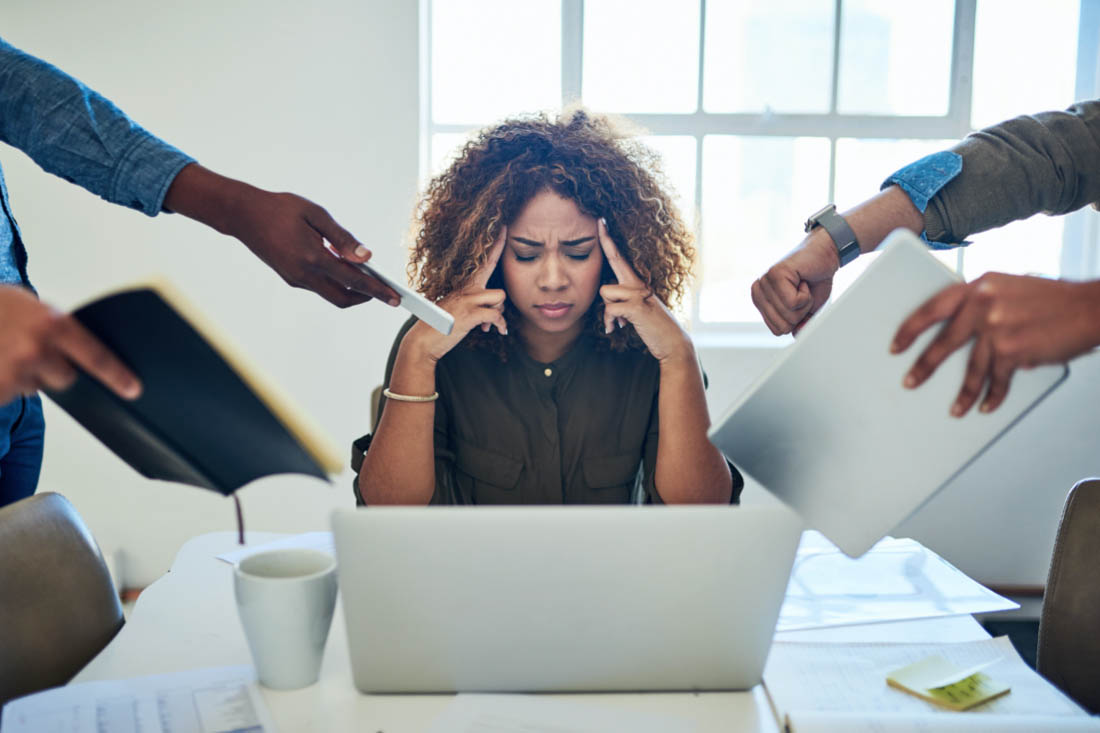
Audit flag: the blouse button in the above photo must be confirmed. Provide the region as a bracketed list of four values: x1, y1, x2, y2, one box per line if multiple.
[543, 368, 553, 377]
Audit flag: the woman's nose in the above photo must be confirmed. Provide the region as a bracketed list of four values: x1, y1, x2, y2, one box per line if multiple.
[537, 255, 569, 290]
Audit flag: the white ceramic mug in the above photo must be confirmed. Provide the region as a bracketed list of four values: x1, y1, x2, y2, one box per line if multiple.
[233, 548, 338, 689]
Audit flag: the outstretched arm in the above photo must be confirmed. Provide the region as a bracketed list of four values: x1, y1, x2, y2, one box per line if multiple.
[0, 38, 398, 307]
[163, 164, 398, 307]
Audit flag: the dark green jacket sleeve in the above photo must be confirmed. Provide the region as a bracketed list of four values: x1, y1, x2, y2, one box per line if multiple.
[925, 100, 1100, 242]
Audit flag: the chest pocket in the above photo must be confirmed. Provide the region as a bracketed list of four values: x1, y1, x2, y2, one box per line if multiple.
[454, 439, 523, 505]
[581, 452, 641, 504]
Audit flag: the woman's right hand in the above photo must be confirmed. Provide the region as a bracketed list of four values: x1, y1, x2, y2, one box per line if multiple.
[402, 228, 508, 363]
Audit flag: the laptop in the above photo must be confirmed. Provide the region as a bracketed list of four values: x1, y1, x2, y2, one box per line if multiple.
[708, 229, 1068, 558]
[331, 504, 803, 693]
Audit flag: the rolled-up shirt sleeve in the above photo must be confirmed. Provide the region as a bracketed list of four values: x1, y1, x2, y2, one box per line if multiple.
[883, 101, 1100, 247]
[0, 37, 194, 216]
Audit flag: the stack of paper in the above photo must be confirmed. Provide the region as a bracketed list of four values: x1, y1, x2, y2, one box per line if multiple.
[1, 666, 274, 733]
[777, 532, 1017, 632]
[763, 636, 1100, 732]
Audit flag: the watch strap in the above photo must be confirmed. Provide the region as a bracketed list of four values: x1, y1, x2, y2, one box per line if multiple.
[805, 204, 860, 267]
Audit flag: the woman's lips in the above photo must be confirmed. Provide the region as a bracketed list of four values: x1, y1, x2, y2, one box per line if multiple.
[535, 303, 572, 319]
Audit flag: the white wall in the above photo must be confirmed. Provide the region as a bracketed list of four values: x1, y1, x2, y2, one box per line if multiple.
[3, 0, 1097, 590]
[2, 0, 419, 587]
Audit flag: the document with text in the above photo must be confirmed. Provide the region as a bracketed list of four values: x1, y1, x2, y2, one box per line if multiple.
[777, 533, 1016, 632]
[764, 636, 1097, 732]
[1, 665, 275, 733]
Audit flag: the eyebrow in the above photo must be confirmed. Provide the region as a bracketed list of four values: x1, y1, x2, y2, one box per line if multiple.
[511, 236, 596, 248]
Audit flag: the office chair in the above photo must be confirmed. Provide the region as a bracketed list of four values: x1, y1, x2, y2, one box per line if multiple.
[0, 492, 124, 706]
[1037, 477, 1100, 713]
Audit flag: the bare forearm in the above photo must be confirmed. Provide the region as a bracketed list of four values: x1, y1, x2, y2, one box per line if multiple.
[359, 341, 439, 505]
[653, 346, 732, 504]
[844, 185, 926, 257]
[163, 163, 398, 306]
[163, 163, 253, 236]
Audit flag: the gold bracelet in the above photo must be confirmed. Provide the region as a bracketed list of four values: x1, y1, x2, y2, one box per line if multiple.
[383, 387, 439, 402]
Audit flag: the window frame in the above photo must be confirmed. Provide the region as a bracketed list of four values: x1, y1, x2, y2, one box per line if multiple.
[424, 0, 1100, 338]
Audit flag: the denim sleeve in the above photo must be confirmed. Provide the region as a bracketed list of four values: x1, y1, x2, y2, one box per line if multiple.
[881, 151, 966, 249]
[0, 38, 195, 217]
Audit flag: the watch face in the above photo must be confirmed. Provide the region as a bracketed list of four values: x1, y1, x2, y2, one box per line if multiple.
[805, 204, 836, 233]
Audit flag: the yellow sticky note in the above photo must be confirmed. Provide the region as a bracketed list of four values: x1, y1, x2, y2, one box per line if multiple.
[886, 655, 1011, 711]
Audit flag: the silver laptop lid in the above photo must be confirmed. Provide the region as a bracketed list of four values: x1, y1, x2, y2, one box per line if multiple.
[709, 229, 1067, 557]
[332, 504, 802, 693]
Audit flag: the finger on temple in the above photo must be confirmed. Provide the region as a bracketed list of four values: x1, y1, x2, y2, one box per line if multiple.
[473, 228, 507, 289]
[597, 218, 643, 286]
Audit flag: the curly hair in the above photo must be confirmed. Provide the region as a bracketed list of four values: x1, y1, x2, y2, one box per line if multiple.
[409, 106, 695, 354]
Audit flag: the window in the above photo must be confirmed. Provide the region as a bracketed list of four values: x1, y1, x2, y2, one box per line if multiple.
[425, 0, 1099, 336]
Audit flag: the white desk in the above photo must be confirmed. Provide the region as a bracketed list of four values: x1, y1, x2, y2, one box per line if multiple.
[73, 532, 991, 732]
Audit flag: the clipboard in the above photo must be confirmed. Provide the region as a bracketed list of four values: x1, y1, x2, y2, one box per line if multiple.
[708, 229, 1067, 557]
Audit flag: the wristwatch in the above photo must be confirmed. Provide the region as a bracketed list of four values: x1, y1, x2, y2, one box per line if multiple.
[804, 204, 861, 267]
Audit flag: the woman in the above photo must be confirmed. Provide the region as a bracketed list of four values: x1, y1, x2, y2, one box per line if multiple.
[356, 108, 739, 505]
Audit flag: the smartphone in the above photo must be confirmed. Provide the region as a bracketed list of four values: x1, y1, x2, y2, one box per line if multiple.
[353, 260, 454, 335]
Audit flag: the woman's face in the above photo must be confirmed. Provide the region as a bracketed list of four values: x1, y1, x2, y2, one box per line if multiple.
[501, 189, 604, 339]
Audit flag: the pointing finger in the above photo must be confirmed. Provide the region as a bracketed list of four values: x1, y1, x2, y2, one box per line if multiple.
[473, 226, 507, 289]
[598, 218, 643, 287]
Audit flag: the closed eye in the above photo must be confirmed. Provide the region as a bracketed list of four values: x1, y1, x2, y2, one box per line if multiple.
[567, 253, 591, 261]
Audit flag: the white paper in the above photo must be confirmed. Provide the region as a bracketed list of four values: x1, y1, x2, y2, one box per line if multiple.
[216, 531, 334, 565]
[776, 532, 1017, 632]
[764, 636, 1088, 722]
[1, 666, 275, 733]
[788, 711, 1100, 732]
[426, 694, 697, 733]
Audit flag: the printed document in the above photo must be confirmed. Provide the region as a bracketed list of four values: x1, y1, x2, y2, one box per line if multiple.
[764, 636, 1095, 732]
[777, 532, 1016, 632]
[1, 665, 274, 733]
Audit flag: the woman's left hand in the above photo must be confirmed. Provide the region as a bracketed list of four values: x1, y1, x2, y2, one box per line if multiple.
[598, 219, 692, 364]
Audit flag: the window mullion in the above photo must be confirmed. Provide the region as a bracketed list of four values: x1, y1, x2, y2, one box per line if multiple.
[692, 0, 706, 329]
[830, 0, 842, 115]
[948, 0, 976, 137]
[562, 0, 583, 105]
[421, 0, 434, 183]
